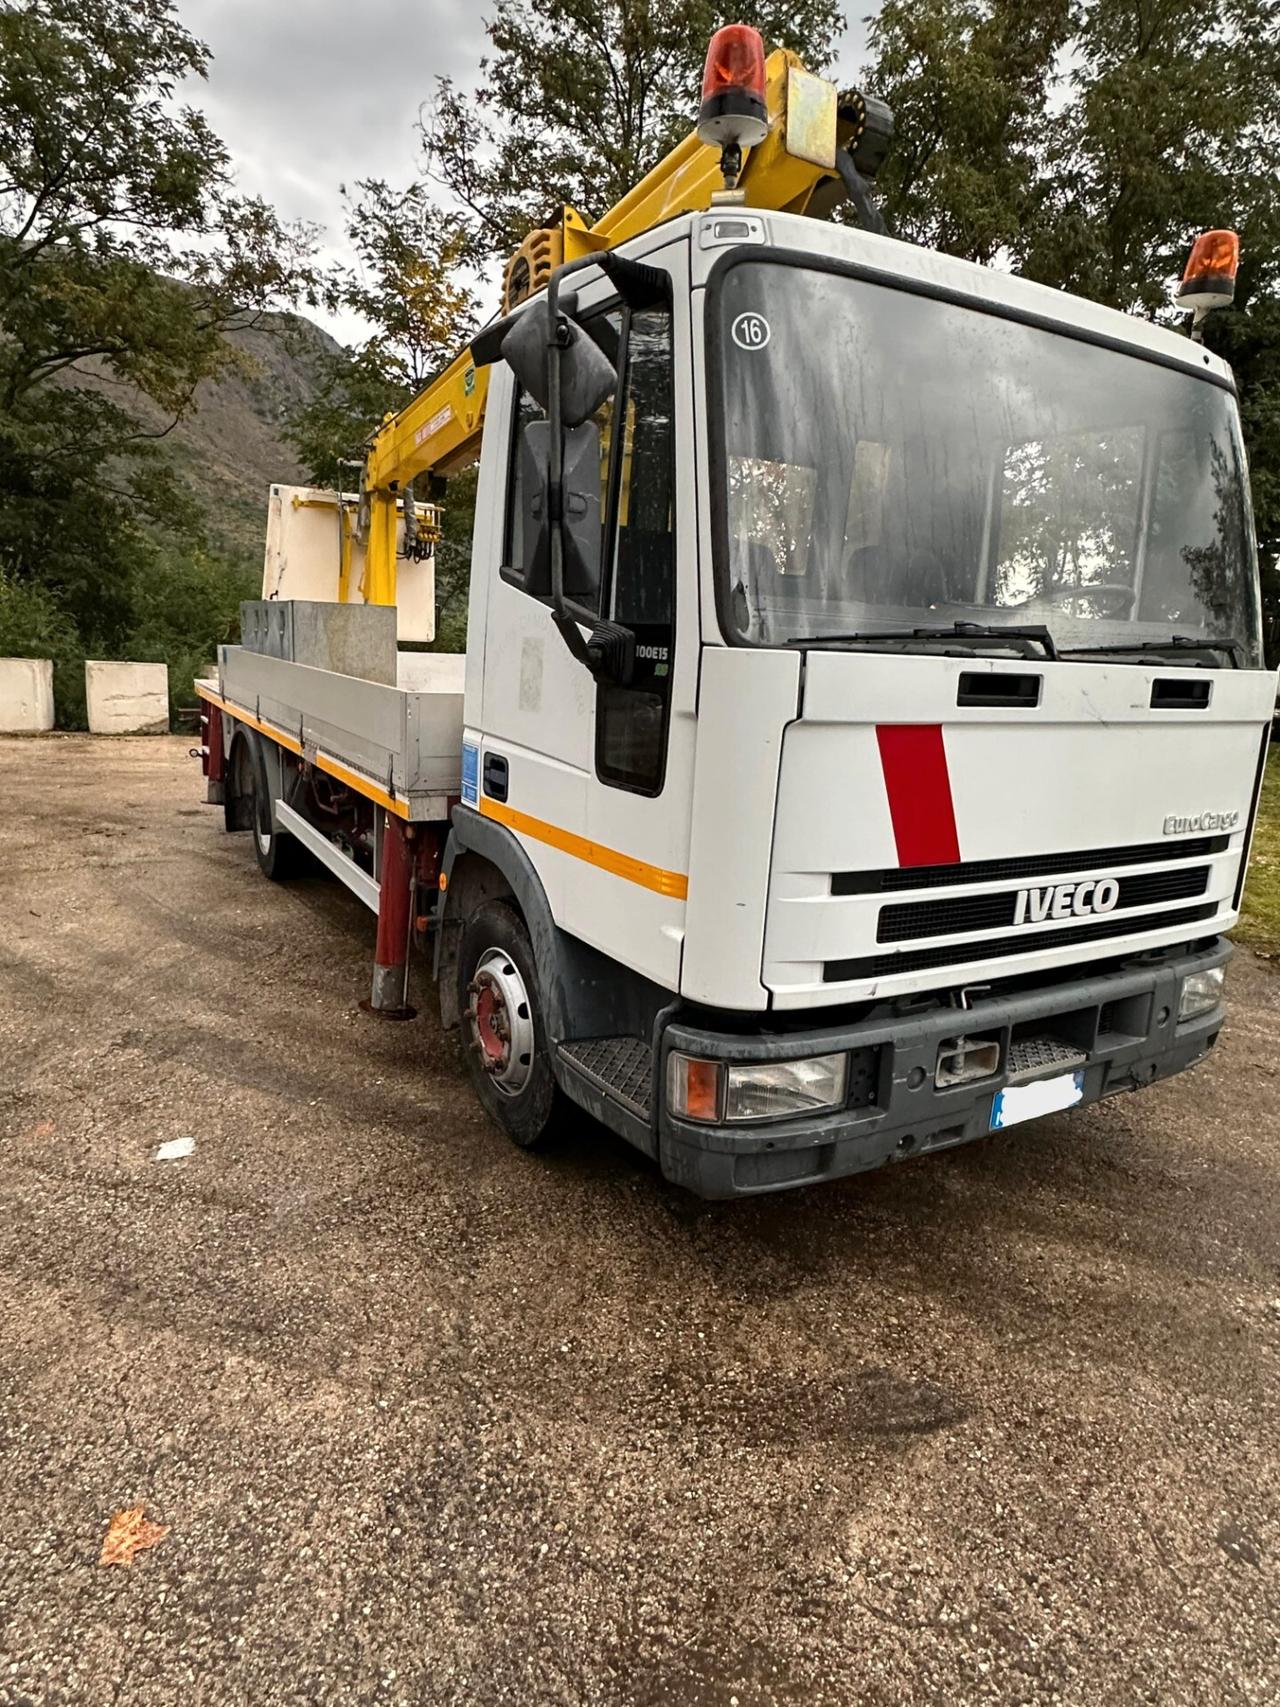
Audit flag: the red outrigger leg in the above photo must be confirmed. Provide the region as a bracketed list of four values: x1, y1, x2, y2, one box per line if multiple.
[366, 812, 416, 1019]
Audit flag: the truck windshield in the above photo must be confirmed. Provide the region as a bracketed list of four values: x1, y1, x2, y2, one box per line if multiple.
[712, 260, 1262, 662]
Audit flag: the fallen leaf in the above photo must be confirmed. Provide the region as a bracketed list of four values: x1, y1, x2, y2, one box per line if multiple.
[99, 1505, 169, 1566]
[33, 1122, 55, 1139]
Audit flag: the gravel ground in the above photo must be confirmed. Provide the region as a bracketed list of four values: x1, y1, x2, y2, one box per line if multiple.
[1, 733, 1278, 1707]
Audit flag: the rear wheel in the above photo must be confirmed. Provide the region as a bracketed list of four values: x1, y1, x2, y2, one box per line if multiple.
[457, 900, 561, 1149]
[249, 739, 305, 881]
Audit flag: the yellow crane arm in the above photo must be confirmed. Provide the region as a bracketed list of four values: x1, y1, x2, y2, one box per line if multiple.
[361, 48, 876, 604]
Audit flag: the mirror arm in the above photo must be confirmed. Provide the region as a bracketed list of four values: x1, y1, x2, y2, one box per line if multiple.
[552, 611, 636, 686]
[550, 610, 596, 672]
[834, 147, 889, 237]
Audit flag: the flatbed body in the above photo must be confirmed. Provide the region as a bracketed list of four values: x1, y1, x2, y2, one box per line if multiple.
[200, 645, 464, 824]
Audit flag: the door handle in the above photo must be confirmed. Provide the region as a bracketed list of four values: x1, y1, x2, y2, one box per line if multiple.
[483, 752, 509, 803]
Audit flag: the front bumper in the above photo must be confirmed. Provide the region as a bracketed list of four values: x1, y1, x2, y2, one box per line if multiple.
[658, 938, 1230, 1199]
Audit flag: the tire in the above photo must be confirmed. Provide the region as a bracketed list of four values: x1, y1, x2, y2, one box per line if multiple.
[457, 899, 562, 1149]
[224, 732, 255, 834]
[249, 738, 306, 881]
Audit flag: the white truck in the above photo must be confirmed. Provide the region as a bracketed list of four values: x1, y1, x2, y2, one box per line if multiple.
[196, 28, 1274, 1197]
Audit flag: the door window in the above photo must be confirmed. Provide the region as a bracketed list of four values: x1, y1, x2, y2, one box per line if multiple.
[595, 303, 676, 794]
[499, 294, 676, 795]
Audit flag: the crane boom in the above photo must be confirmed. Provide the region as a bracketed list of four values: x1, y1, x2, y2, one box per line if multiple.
[359, 47, 888, 604]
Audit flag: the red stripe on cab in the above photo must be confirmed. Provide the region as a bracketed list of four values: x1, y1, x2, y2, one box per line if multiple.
[875, 724, 961, 867]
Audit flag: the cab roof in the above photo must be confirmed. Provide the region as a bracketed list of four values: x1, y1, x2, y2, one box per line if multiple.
[658, 208, 1234, 388]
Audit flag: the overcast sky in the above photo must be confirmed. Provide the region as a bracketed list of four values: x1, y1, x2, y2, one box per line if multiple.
[178, 2, 877, 345]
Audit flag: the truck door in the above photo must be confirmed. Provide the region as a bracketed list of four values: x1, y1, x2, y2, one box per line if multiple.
[471, 244, 695, 991]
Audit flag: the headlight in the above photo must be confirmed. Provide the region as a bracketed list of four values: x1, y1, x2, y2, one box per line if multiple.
[1178, 967, 1225, 1021]
[667, 1052, 848, 1123]
[726, 1055, 848, 1121]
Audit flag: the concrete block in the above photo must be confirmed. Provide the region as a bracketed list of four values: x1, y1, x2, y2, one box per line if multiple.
[0, 657, 54, 733]
[85, 661, 169, 734]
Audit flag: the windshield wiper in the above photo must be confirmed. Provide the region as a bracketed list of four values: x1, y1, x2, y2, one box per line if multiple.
[1058, 635, 1246, 668]
[789, 622, 1058, 660]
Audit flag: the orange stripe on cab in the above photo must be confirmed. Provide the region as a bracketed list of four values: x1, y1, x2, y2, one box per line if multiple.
[479, 797, 688, 899]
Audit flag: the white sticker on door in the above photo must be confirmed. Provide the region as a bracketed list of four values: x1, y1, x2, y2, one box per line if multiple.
[731, 311, 771, 351]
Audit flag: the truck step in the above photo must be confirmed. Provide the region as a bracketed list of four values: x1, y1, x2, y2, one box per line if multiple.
[558, 1037, 654, 1119]
[1005, 1036, 1088, 1085]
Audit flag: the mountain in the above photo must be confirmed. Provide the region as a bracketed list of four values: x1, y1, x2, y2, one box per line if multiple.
[61, 308, 342, 564]
[167, 313, 343, 560]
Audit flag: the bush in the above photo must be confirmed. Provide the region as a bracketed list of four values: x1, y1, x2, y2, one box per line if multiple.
[0, 571, 87, 727]
[0, 543, 257, 730]
[123, 544, 259, 724]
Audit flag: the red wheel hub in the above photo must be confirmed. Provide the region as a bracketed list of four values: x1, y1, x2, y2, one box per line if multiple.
[474, 981, 507, 1066]
[466, 947, 534, 1097]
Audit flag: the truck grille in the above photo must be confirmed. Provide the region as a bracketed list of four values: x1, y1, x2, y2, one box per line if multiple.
[833, 835, 1228, 896]
[877, 865, 1210, 944]
[824, 903, 1217, 983]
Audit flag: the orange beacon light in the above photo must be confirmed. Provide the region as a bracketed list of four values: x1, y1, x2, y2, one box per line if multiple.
[1177, 229, 1240, 313]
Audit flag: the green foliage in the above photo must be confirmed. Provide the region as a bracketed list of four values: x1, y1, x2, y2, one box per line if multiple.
[0, 0, 315, 726]
[0, 567, 84, 725]
[333, 181, 477, 394]
[433, 467, 478, 653]
[1017, 0, 1280, 314]
[863, 0, 1071, 263]
[1237, 746, 1280, 947]
[422, 0, 845, 262]
[286, 180, 477, 491]
[286, 344, 412, 494]
[123, 542, 259, 723]
[864, 0, 1280, 655]
[0, 540, 255, 727]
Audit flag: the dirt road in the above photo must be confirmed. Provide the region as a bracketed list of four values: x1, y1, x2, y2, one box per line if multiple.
[1, 735, 1278, 1706]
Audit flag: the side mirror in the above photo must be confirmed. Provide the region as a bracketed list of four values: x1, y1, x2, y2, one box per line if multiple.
[519, 419, 602, 604]
[501, 299, 617, 428]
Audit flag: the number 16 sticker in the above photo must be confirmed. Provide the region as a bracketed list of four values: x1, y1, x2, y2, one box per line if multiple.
[732, 312, 772, 350]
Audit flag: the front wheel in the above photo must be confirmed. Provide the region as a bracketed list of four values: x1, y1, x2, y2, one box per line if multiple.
[457, 900, 561, 1149]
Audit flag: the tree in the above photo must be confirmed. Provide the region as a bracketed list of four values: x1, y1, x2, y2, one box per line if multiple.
[286, 180, 477, 491]
[1017, 0, 1280, 314]
[330, 180, 478, 397]
[1016, 0, 1280, 646]
[863, 0, 1280, 654]
[1212, 285, 1280, 658]
[0, 0, 315, 716]
[861, 0, 1070, 263]
[421, 0, 845, 263]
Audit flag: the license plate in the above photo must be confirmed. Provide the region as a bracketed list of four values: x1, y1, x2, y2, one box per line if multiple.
[990, 1070, 1084, 1131]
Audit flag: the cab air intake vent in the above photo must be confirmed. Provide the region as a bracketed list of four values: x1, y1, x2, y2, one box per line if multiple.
[1151, 678, 1212, 709]
[957, 672, 1040, 708]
